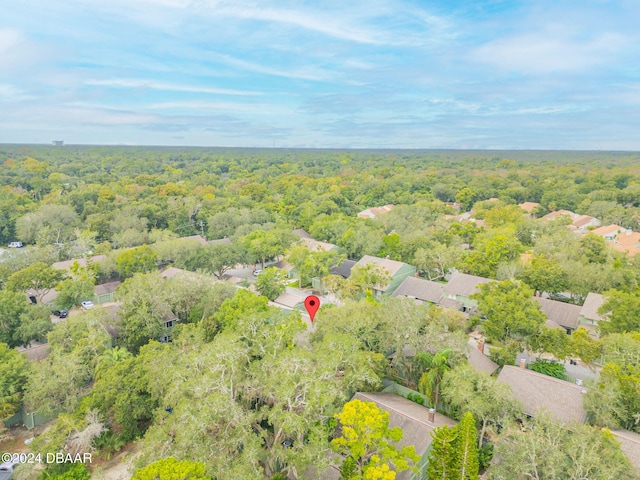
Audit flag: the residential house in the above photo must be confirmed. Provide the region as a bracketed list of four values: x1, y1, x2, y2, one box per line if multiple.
[300, 237, 340, 253]
[542, 210, 579, 221]
[590, 224, 624, 241]
[354, 255, 416, 296]
[330, 259, 356, 279]
[207, 237, 231, 246]
[497, 365, 587, 424]
[357, 204, 395, 219]
[611, 429, 640, 475]
[610, 230, 640, 256]
[579, 292, 605, 336]
[320, 392, 457, 480]
[534, 297, 581, 334]
[292, 228, 312, 239]
[442, 272, 493, 312]
[518, 201, 541, 214]
[159, 311, 179, 343]
[571, 215, 600, 233]
[392, 276, 445, 305]
[94, 281, 121, 304]
[467, 344, 499, 376]
[180, 234, 208, 246]
[52, 255, 107, 272]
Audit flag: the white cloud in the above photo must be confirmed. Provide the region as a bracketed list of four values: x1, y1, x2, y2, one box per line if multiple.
[85, 79, 261, 96]
[472, 31, 628, 74]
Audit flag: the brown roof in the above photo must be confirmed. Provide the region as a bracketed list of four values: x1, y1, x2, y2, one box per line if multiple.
[161, 266, 186, 279]
[292, 229, 312, 239]
[467, 347, 499, 375]
[542, 210, 578, 220]
[611, 230, 640, 256]
[590, 224, 623, 237]
[392, 277, 444, 303]
[181, 235, 208, 246]
[357, 204, 395, 219]
[300, 237, 337, 252]
[443, 272, 493, 298]
[534, 297, 581, 330]
[572, 215, 598, 229]
[611, 429, 640, 472]
[497, 365, 587, 424]
[52, 255, 107, 271]
[353, 392, 457, 479]
[518, 202, 540, 213]
[580, 292, 605, 322]
[94, 281, 121, 296]
[206, 237, 232, 246]
[17, 343, 51, 362]
[356, 255, 408, 277]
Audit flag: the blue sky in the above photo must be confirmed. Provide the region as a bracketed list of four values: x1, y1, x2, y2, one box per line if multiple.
[1, 0, 639, 149]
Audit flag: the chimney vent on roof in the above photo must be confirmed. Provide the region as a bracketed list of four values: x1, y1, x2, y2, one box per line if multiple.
[427, 408, 435, 424]
[519, 358, 526, 369]
[477, 339, 485, 353]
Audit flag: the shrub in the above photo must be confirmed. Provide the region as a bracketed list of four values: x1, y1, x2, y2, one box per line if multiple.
[529, 359, 566, 379]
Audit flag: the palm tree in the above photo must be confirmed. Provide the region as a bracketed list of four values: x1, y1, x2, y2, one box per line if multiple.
[95, 346, 132, 379]
[417, 348, 453, 410]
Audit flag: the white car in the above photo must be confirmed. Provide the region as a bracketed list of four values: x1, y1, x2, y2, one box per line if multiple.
[253, 269, 264, 276]
[7, 241, 23, 248]
[81, 300, 95, 310]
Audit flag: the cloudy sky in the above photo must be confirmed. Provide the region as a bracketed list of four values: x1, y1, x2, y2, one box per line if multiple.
[1, 0, 639, 149]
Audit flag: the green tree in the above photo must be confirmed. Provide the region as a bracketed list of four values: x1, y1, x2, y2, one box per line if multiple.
[517, 255, 567, 296]
[569, 327, 602, 372]
[55, 278, 95, 309]
[417, 348, 454, 409]
[598, 289, 640, 335]
[440, 365, 519, 449]
[16, 304, 53, 347]
[487, 415, 636, 479]
[471, 280, 546, 343]
[115, 245, 159, 278]
[0, 342, 30, 419]
[459, 234, 521, 279]
[184, 243, 246, 279]
[254, 267, 287, 301]
[414, 242, 462, 281]
[579, 233, 611, 264]
[6, 262, 63, 303]
[526, 326, 570, 360]
[427, 424, 458, 480]
[0, 290, 31, 347]
[132, 458, 210, 480]
[453, 412, 480, 480]
[331, 399, 419, 479]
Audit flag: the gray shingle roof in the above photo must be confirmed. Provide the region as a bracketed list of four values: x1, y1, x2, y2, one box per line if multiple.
[330, 259, 356, 279]
[353, 392, 457, 479]
[497, 365, 587, 424]
[580, 292, 605, 322]
[443, 272, 493, 297]
[94, 281, 121, 296]
[467, 347, 499, 375]
[611, 429, 640, 472]
[356, 255, 408, 277]
[392, 277, 444, 303]
[534, 297, 581, 330]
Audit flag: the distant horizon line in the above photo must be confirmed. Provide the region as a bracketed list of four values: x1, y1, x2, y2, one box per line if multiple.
[1, 142, 639, 154]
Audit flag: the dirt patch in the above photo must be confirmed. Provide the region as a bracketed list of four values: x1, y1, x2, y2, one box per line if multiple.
[0, 424, 51, 454]
[89, 442, 139, 480]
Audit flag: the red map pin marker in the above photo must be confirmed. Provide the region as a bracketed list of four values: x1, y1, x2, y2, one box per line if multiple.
[304, 295, 320, 322]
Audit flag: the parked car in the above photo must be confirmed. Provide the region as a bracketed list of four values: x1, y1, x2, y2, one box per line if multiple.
[52, 310, 68, 318]
[81, 300, 95, 310]
[253, 269, 264, 276]
[0, 459, 19, 480]
[7, 241, 23, 248]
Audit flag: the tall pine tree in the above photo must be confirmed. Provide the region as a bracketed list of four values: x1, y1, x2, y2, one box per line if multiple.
[452, 412, 479, 480]
[427, 424, 458, 479]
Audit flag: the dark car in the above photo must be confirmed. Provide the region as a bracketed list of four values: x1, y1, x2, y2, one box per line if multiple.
[53, 310, 68, 318]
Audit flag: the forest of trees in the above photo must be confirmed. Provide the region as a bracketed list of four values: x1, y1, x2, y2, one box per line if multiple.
[1, 145, 639, 479]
